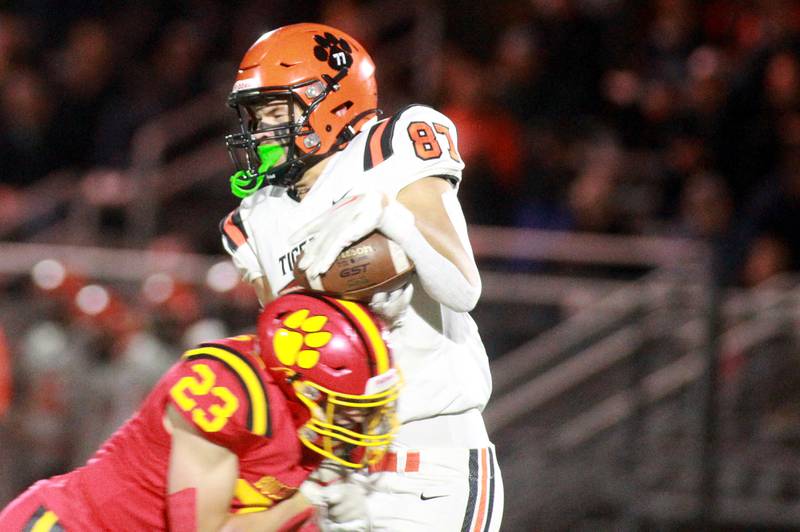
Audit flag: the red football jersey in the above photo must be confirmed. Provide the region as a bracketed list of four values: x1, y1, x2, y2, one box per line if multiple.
[24, 335, 319, 530]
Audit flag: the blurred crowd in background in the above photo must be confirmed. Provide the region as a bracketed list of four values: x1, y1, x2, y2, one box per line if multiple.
[2, 0, 800, 509]
[1, 0, 800, 282]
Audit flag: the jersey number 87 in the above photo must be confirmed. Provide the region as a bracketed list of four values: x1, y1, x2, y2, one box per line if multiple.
[407, 121, 461, 163]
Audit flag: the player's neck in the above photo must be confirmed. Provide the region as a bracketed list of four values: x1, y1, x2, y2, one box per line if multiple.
[293, 156, 333, 201]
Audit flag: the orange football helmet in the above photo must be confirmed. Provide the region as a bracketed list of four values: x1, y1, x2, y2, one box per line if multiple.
[226, 23, 379, 195]
[257, 292, 400, 468]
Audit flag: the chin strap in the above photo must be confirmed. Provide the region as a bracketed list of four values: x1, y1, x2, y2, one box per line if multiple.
[334, 108, 382, 146]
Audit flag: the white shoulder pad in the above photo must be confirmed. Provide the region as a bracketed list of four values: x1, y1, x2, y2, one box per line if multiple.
[362, 104, 465, 197]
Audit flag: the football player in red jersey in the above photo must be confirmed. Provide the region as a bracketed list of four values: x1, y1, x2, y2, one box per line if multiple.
[0, 292, 400, 532]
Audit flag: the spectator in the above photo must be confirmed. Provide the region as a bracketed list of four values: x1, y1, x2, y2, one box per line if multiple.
[0, 69, 59, 186]
[440, 47, 525, 225]
[48, 19, 117, 170]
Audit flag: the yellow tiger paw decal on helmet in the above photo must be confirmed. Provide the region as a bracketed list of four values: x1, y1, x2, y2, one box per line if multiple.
[273, 309, 333, 369]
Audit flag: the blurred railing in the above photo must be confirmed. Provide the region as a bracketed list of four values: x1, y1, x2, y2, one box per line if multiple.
[3, 232, 799, 530]
[0, 84, 232, 246]
[0, 227, 708, 279]
[125, 86, 231, 246]
[484, 252, 800, 531]
[0, 170, 79, 241]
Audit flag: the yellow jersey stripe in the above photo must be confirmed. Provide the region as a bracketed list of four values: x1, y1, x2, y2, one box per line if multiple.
[336, 300, 390, 374]
[233, 479, 273, 512]
[31, 510, 59, 532]
[183, 346, 269, 436]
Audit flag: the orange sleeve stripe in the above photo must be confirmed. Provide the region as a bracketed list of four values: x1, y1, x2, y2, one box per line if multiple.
[472, 448, 489, 532]
[368, 120, 389, 168]
[223, 213, 247, 249]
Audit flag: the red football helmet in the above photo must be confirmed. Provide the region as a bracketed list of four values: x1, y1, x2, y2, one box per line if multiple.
[226, 23, 379, 195]
[258, 292, 400, 468]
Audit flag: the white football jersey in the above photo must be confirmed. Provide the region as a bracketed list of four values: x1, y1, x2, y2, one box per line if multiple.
[222, 104, 492, 425]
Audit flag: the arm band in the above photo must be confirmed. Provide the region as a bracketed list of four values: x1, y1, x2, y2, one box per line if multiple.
[379, 200, 481, 312]
[168, 488, 197, 532]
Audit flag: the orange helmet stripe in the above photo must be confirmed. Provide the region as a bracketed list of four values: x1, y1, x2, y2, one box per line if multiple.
[333, 299, 390, 374]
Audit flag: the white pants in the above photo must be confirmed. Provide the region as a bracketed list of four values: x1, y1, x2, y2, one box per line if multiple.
[364, 445, 504, 531]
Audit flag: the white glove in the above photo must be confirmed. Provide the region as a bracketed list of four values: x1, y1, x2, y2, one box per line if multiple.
[293, 191, 388, 279]
[322, 481, 369, 525]
[301, 463, 372, 530]
[369, 284, 413, 329]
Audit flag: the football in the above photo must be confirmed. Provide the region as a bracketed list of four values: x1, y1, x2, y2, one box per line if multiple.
[291, 231, 414, 302]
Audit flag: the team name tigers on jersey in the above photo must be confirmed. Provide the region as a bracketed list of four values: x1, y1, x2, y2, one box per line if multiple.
[182, 343, 271, 436]
[278, 240, 308, 275]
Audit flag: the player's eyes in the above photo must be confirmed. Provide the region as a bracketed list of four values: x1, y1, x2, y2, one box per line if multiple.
[251, 119, 291, 138]
[334, 408, 366, 428]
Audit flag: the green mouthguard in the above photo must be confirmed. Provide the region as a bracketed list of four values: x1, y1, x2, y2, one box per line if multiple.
[229, 144, 285, 198]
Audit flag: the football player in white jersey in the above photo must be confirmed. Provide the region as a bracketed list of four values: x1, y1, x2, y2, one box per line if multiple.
[221, 23, 503, 531]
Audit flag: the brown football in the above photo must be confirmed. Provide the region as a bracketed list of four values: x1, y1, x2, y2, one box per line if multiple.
[291, 231, 414, 303]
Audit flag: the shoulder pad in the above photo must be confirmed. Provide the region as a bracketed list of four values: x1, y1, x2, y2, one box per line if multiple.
[362, 104, 464, 181]
[169, 341, 271, 439]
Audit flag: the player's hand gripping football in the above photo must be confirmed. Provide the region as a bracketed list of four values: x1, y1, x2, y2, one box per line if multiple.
[292, 190, 414, 280]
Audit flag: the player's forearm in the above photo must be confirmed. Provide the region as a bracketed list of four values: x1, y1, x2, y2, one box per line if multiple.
[396, 179, 480, 285]
[387, 187, 481, 312]
[384, 205, 481, 312]
[166, 407, 239, 532]
[168, 477, 235, 532]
